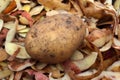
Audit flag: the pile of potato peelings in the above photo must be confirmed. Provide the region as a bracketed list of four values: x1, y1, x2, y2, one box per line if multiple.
[0, 0, 120, 80]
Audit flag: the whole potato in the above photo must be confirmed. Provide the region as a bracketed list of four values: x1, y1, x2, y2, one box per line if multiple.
[25, 14, 86, 64]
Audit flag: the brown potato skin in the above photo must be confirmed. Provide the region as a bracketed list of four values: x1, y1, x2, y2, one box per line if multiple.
[25, 14, 86, 64]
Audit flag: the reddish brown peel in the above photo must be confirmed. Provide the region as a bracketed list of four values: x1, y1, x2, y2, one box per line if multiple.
[3, 0, 16, 14]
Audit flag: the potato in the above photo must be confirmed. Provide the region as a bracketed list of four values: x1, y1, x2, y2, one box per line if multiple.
[25, 14, 86, 64]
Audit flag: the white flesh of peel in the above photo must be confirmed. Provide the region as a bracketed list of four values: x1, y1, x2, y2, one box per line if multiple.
[18, 28, 30, 33]
[56, 64, 64, 71]
[18, 28, 30, 37]
[5, 42, 30, 59]
[14, 0, 22, 10]
[92, 34, 112, 48]
[0, 19, 3, 32]
[17, 25, 26, 31]
[73, 52, 98, 71]
[21, 0, 31, 4]
[6, 27, 16, 42]
[0, 62, 12, 79]
[85, 28, 89, 37]
[0, 0, 11, 13]
[29, 6, 44, 16]
[5, 20, 17, 43]
[22, 5, 31, 12]
[4, 21, 16, 30]
[86, 0, 94, 3]
[46, 10, 60, 16]
[70, 50, 84, 61]
[92, 71, 120, 80]
[77, 69, 97, 76]
[113, 38, 120, 47]
[35, 63, 47, 70]
[92, 37, 106, 47]
[49, 73, 71, 80]
[0, 69, 12, 79]
[9, 73, 14, 80]
[104, 0, 112, 5]
[100, 40, 112, 52]
[19, 16, 29, 25]
[114, 0, 120, 12]
[44, 7, 51, 12]
[19, 33, 27, 37]
[46, 10, 69, 16]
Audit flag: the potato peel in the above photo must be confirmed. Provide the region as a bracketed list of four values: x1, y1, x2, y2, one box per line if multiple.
[37, 0, 71, 10]
[0, 19, 3, 32]
[5, 42, 31, 59]
[77, 0, 119, 35]
[3, 0, 16, 14]
[67, 40, 104, 80]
